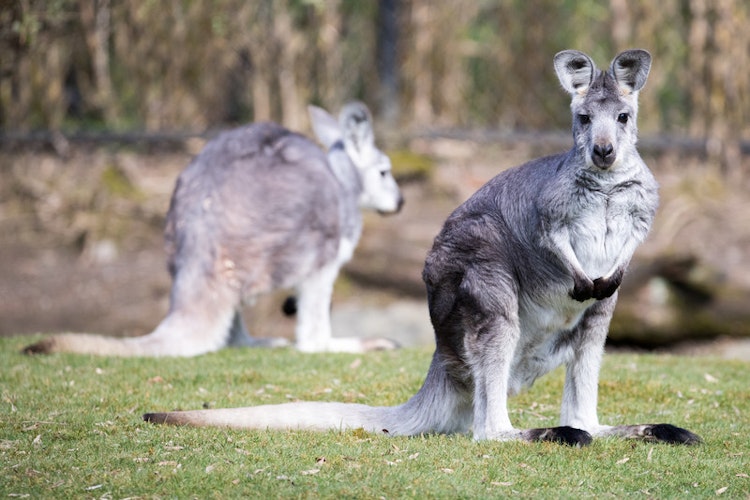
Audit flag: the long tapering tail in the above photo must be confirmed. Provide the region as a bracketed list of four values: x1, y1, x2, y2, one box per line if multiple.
[22, 307, 234, 357]
[143, 353, 474, 436]
[144, 402, 398, 433]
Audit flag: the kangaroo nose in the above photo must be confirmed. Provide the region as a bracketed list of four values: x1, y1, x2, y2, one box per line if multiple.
[592, 143, 615, 167]
[377, 193, 405, 216]
[396, 194, 405, 212]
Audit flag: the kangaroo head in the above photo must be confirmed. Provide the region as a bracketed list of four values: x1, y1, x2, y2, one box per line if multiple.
[308, 102, 403, 214]
[554, 49, 651, 171]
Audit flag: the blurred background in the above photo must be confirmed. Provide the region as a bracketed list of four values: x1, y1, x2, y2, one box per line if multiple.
[1, 1, 749, 355]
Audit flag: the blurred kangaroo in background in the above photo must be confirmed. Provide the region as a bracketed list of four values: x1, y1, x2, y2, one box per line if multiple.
[24, 102, 404, 357]
[144, 50, 700, 446]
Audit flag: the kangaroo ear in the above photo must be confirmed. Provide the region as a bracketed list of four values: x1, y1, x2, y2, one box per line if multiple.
[308, 105, 342, 149]
[610, 49, 651, 93]
[554, 50, 596, 95]
[338, 101, 375, 160]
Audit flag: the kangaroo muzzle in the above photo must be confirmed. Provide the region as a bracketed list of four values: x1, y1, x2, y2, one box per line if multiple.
[377, 193, 405, 216]
[592, 142, 616, 168]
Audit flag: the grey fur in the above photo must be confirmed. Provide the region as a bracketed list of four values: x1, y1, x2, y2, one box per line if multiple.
[143, 50, 700, 445]
[24, 102, 403, 356]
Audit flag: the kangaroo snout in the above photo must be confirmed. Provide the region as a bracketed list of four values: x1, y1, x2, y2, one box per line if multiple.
[592, 142, 615, 168]
[377, 193, 405, 216]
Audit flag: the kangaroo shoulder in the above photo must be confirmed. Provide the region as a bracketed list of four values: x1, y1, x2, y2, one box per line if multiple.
[466, 153, 567, 211]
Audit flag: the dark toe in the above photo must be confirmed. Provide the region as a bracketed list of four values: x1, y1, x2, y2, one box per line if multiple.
[143, 413, 167, 424]
[21, 340, 53, 355]
[527, 426, 593, 447]
[647, 424, 702, 445]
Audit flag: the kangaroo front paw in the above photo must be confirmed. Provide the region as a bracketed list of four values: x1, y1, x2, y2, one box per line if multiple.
[570, 276, 595, 302]
[592, 268, 625, 300]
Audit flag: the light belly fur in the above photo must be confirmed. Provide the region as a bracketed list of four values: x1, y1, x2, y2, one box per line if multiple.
[510, 292, 591, 394]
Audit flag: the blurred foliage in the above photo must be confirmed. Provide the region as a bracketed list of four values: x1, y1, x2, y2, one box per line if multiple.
[387, 149, 434, 182]
[0, 0, 747, 170]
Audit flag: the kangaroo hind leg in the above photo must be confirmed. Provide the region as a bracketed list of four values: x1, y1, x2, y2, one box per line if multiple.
[444, 269, 524, 442]
[134, 266, 239, 357]
[294, 262, 398, 353]
[458, 272, 592, 446]
[472, 360, 593, 446]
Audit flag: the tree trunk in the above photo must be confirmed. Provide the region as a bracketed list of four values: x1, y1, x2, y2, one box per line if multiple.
[79, 0, 117, 124]
[410, 3, 433, 125]
[273, 3, 303, 130]
[377, 0, 399, 125]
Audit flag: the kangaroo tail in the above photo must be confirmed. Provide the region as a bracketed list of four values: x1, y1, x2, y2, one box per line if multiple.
[144, 402, 398, 433]
[22, 267, 239, 358]
[144, 353, 474, 436]
[22, 306, 234, 357]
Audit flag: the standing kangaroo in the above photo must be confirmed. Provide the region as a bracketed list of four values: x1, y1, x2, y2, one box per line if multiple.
[24, 102, 404, 356]
[143, 50, 700, 445]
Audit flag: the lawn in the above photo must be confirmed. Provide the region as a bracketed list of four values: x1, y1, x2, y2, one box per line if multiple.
[1, 335, 748, 498]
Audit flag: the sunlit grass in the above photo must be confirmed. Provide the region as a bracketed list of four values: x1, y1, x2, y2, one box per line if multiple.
[2, 335, 748, 498]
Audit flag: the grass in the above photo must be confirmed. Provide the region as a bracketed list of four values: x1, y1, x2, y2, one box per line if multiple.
[1, 335, 749, 499]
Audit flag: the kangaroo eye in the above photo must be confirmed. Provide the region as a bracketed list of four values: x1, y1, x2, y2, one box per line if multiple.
[617, 113, 629, 124]
[578, 114, 591, 125]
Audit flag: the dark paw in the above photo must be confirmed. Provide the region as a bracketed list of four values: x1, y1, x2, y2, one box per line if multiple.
[645, 424, 702, 445]
[527, 426, 593, 447]
[21, 339, 54, 355]
[143, 412, 182, 425]
[281, 296, 297, 316]
[570, 277, 595, 302]
[142, 413, 164, 424]
[592, 268, 624, 300]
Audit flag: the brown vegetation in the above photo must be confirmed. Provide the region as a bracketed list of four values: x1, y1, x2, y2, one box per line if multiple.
[1, 1, 748, 171]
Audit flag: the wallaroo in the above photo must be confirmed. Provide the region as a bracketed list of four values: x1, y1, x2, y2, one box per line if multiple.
[144, 50, 701, 446]
[24, 102, 404, 356]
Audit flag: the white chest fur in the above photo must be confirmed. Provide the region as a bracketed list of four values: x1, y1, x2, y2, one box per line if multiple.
[569, 185, 638, 278]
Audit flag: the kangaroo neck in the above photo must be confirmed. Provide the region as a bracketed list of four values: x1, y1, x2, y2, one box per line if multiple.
[327, 141, 364, 249]
[327, 141, 364, 200]
[563, 146, 640, 187]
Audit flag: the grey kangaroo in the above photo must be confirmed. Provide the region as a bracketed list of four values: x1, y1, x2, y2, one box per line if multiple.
[24, 102, 404, 356]
[143, 50, 700, 445]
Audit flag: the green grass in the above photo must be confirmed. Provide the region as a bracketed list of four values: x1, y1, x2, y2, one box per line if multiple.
[2, 335, 749, 499]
